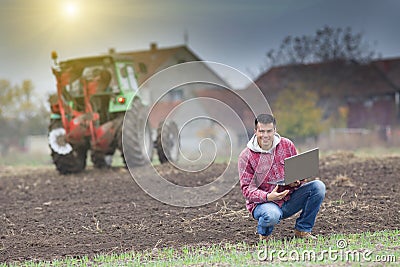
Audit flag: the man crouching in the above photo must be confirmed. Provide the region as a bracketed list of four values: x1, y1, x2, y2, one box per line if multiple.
[238, 114, 325, 241]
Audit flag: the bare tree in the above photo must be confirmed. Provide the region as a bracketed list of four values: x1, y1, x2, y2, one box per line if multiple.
[265, 25, 377, 67]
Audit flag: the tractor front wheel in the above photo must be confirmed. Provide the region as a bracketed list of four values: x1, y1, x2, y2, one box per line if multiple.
[48, 120, 89, 174]
[91, 151, 114, 169]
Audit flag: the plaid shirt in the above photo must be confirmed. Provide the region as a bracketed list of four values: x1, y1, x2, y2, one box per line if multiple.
[238, 137, 298, 215]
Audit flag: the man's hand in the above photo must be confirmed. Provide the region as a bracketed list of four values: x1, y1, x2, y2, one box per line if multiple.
[288, 180, 301, 187]
[267, 185, 289, 201]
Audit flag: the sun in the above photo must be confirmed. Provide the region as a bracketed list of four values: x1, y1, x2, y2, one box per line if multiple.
[63, 1, 79, 18]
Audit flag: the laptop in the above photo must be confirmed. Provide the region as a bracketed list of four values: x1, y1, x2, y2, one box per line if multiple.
[268, 148, 319, 186]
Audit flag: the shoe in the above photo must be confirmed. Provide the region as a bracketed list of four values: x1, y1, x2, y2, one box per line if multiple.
[259, 234, 271, 242]
[294, 229, 317, 240]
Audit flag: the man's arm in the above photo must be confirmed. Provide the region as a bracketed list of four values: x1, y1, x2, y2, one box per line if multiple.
[238, 151, 269, 203]
[239, 155, 290, 202]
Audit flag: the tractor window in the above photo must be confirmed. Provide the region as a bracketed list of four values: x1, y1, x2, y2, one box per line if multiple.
[117, 63, 138, 92]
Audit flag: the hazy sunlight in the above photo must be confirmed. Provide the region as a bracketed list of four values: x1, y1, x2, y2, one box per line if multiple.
[63, 1, 79, 18]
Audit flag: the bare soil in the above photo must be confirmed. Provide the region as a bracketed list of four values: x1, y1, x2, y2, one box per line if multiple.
[0, 152, 399, 263]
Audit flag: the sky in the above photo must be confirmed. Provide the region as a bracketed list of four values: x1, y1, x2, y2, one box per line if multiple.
[1, 0, 400, 101]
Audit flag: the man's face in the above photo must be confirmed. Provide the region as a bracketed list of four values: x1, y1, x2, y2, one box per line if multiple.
[255, 122, 276, 150]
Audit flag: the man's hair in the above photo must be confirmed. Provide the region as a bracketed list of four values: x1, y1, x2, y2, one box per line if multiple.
[255, 114, 276, 129]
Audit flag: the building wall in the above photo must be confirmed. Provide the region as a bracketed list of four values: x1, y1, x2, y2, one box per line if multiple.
[347, 96, 396, 128]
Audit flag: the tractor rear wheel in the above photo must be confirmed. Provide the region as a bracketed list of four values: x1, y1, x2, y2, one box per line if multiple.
[48, 120, 89, 174]
[121, 98, 153, 168]
[156, 120, 179, 164]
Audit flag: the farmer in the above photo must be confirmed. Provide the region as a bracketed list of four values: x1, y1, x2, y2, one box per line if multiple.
[238, 113, 325, 241]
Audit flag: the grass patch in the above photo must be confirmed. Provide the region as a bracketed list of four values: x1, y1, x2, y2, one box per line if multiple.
[350, 146, 400, 157]
[0, 152, 52, 166]
[320, 146, 400, 158]
[3, 230, 399, 266]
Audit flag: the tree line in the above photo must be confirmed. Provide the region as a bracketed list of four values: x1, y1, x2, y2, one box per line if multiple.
[0, 79, 49, 155]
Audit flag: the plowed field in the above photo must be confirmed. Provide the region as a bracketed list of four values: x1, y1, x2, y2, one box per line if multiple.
[1, 152, 399, 262]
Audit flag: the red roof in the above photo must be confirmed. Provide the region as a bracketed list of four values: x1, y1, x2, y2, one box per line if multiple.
[119, 44, 202, 84]
[253, 58, 400, 102]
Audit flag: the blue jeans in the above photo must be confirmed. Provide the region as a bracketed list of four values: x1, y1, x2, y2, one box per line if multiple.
[253, 180, 326, 236]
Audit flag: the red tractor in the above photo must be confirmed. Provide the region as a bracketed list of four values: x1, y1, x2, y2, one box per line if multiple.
[48, 51, 179, 174]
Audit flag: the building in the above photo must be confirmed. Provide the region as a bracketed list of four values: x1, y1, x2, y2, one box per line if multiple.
[253, 58, 400, 129]
[119, 43, 253, 156]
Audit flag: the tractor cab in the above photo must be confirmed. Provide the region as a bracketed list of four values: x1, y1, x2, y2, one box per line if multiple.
[52, 54, 140, 124]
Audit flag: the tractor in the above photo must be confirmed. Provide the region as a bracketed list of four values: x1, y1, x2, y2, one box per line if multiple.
[48, 51, 179, 174]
